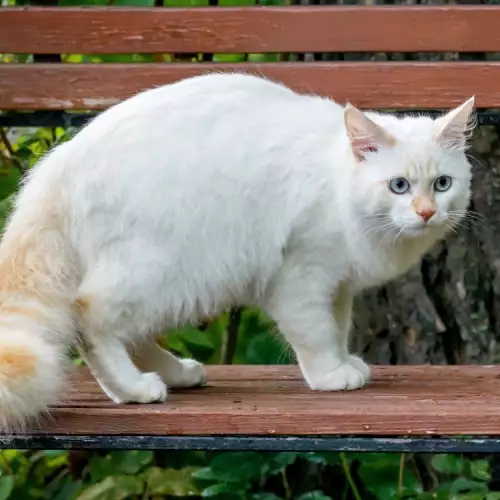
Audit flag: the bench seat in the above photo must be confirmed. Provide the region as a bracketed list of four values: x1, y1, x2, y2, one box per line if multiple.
[4, 365, 500, 452]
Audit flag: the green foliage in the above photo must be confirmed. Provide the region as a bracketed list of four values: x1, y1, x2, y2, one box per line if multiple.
[1, 448, 497, 499]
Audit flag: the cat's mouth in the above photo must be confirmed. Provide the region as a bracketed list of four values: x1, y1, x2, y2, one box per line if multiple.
[400, 220, 445, 238]
[402, 226, 428, 237]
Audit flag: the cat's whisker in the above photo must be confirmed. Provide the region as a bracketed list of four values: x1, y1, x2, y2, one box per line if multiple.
[465, 153, 485, 171]
[362, 221, 396, 239]
[447, 213, 489, 232]
[378, 223, 399, 250]
[444, 226, 459, 237]
[392, 226, 407, 245]
[444, 216, 481, 235]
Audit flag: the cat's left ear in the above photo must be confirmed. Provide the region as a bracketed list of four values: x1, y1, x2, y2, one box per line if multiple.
[434, 96, 476, 151]
[344, 104, 395, 162]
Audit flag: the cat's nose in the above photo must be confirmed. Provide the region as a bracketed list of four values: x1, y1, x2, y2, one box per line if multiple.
[416, 209, 435, 222]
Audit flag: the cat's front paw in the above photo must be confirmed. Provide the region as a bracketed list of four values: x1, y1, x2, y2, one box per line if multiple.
[121, 372, 168, 403]
[347, 355, 371, 380]
[307, 361, 369, 391]
[174, 359, 207, 388]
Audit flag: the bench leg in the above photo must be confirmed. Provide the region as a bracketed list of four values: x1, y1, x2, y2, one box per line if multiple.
[77, 335, 168, 404]
[132, 341, 206, 388]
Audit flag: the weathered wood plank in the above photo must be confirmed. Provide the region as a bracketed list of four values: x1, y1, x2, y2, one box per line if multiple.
[2, 6, 500, 54]
[16, 365, 500, 437]
[0, 62, 494, 111]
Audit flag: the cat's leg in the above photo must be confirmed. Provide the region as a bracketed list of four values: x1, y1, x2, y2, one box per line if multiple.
[75, 291, 168, 404]
[132, 340, 206, 388]
[263, 268, 370, 391]
[77, 334, 167, 404]
[332, 290, 371, 380]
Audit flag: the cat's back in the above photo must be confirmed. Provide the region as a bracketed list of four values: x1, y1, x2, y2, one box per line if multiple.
[63, 72, 339, 210]
[87, 72, 297, 131]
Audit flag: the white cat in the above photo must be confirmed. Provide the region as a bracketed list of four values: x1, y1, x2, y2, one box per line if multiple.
[0, 73, 475, 430]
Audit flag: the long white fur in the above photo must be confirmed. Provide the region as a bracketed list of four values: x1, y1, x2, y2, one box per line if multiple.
[0, 73, 475, 429]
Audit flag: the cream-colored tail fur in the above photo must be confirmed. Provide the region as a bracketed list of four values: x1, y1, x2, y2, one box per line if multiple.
[0, 164, 77, 432]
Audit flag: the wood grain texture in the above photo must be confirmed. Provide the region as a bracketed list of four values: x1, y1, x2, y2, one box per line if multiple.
[19, 365, 500, 437]
[2, 6, 500, 54]
[0, 62, 496, 111]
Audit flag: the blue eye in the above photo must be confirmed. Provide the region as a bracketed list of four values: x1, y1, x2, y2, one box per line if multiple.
[388, 177, 410, 194]
[434, 175, 452, 192]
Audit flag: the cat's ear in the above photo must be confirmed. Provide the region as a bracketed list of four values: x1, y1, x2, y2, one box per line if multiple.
[434, 96, 476, 151]
[344, 104, 395, 162]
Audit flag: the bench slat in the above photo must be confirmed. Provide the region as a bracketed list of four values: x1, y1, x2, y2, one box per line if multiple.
[18, 365, 500, 437]
[0, 62, 497, 111]
[2, 6, 500, 54]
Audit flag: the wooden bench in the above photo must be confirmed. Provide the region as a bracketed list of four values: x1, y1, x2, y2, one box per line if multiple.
[2, 4, 500, 452]
[1, 365, 500, 453]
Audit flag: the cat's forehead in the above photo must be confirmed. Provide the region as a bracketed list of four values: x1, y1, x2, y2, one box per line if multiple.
[373, 113, 437, 142]
[403, 153, 440, 180]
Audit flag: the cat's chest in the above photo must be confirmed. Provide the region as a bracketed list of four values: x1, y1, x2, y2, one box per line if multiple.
[347, 249, 414, 291]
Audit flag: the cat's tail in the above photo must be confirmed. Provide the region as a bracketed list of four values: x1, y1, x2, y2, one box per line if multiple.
[0, 151, 78, 432]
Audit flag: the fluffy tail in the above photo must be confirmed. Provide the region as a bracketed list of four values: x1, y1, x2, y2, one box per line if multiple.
[0, 152, 77, 432]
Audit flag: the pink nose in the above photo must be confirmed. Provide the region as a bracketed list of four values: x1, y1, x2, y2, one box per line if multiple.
[417, 209, 435, 222]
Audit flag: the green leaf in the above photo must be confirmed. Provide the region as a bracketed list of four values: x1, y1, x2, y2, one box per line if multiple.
[218, 0, 255, 4]
[60, 0, 154, 5]
[349, 453, 401, 467]
[417, 493, 450, 500]
[470, 459, 491, 482]
[0, 476, 14, 500]
[247, 53, 281, 62]
[257, 0, 285, 5]
[487, 493, 500, 500]
[0, 194, 14, 232]
[53, 479, 84, 500]
[246, 332, 293, 365]
[76, 476, 143, 500]
[449, 477, 488, 495]
[302, 452, 339, 465]
[455, 494, 487, 500]
[192, 467, 217, 481]
[89, 451, 153, 482]
[202, 483, 246, 497]
[0, 162, 20, 200]
[212, 54, 246, 63]
[297, 492, 332, 500]
[210, 452, 265, 483]
[164, 0, 208, 6]
[252, 494, 283, 500]
[358, 459, 421, 500]
[431, 454, 464, 476]
[143, 466, 200, 495]
[44, 450, 68, 469]
[266, 453, 298, 475]
[170, 326, 215, 361]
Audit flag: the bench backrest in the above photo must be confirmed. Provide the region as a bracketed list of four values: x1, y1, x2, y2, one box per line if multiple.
[1, 5, 500, 114]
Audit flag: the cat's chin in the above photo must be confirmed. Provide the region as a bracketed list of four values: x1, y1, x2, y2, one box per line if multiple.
[399, 225, 430, 238]
[400, 223, 445, 239]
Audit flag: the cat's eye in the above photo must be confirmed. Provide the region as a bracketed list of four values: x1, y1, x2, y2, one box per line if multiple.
[388, 177, 410, 195]
[434, 175, 452, 192]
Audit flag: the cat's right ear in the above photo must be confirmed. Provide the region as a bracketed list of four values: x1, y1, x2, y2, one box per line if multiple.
[344, 104, 395, 162]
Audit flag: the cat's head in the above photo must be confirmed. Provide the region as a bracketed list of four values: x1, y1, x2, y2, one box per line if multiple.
[344, 98, 475, 240]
